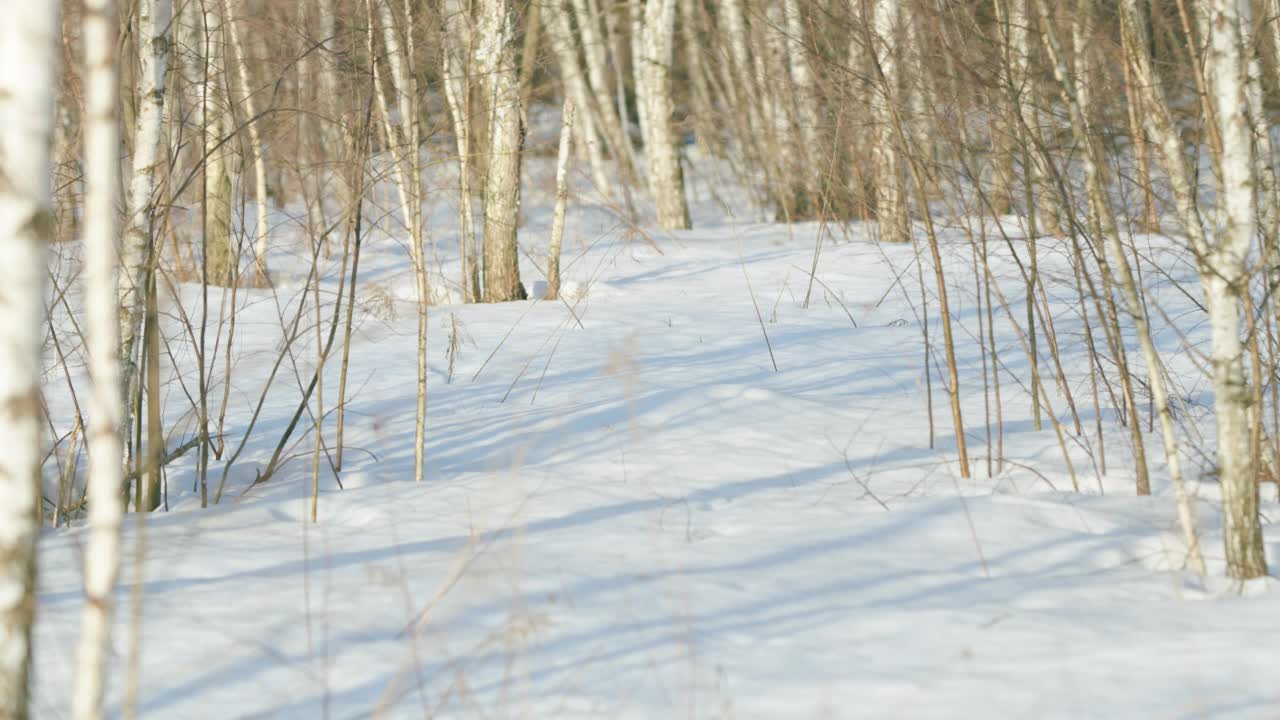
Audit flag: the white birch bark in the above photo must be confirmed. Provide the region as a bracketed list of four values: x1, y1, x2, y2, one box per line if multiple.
[718, 0, 768, 181]
[376, 0, 409, 128]
[630, 0, 648, 145]
[547, 98, 575, 301]
[718, 0, 757, 136]
[222, 0, 271, 285]
[0, 1, 58, 716]
[679, 0, 720, 157]
[636, 0, 691, 229]
[1007, 0, 1059, 234]
[1240, 6, 1279, 244]
[202, 0, 235, 285]
[763, 0, 803, 217]
[443, 0, 480, 301]
[73, 0, 126, 713]
[544, 0, 613, 195]
[368, 0, 429, 479]
[401, 0, 428, 485]
[782, 0, 819, 170]
[119, 0, 172, 434]
[318, 0, 340, 121]
[476, 0, 526, 300]
[570, 0, 637, 179]
[869, 0, 908, 243]
[1205, 0, 1267, 579]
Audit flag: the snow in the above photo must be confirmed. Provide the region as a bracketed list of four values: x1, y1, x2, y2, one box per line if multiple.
[32, 152, 1280, 717]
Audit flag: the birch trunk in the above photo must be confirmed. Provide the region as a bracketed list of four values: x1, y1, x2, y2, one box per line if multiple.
[1007, 0, 1059, 235]
[679, 0, 721, 158]
[870, 0, 908, 243]
[443, 0, 481, 301]
[636, 0, 691, 230]
[477, 0, 527, 300]
[402, 0, 428, 486]
[1205, 0, 1267, 579]
[764, 0, 806, 219]
[0, 1, 57, 716]
[222, 0, 271, 285]
[369, 0, 429, 479]
[119, 0, 173, 444]
[544, 0, 613, 195]
[73, 0, 126, 714]
[719, 0, 757, 139]
[547, 99, 575, 301]
[783, 0, 819, 186]
[570, 0, 638, 181]
[202, 2, 235, 286]
[989, 0, 1015, 215]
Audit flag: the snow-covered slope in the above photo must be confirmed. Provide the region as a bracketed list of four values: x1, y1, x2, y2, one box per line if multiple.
[32, 160, 1280, 717]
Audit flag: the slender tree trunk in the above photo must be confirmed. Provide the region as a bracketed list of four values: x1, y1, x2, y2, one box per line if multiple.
[783, 0, 819, 198]
[119, 0, 173, 454]
[402, 0, 428, 485]
[0, 1, 58, 716]
[222, 0, 271, 285]
[869, 0, 908, 243]
[548, 98, 575, 301]
[573, 0, 639, 180]
[202, 1, 235, 287]
[636, 0, 691, 230]
[143, 272, 162, 510]
[1008, 0, 1059, 236]
[1206, 0, 1267, 579]
[74, 0, 126, 714]
[989, 0, 1016, 216]
[544, 0, 613, 195]
[477, 0, 527, 300]
[679, 0, 721, 159]
[444, 0, 481, 300]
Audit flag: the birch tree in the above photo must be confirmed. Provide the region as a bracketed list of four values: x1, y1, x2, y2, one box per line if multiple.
[543, 0, 613, 195]
[547, 98, 575, 301]
[476, 0, 527, 300]
[570, 0, 639, 182]
[782, 0, 820, 206]
[367, 0, 429, 481]
[868, 0, 908, 243]
[73, 0, 126, 714]
[202, 0, 236, 286]
[636, 0, 691, 230]
[1005, 0, 1059, 236]
[119, 0, 173, 448]
[222, 0, 271, 285]
[443, 0, 482, 301]
[0, 1, 58, 716]
[1204, 0, 1267, 579]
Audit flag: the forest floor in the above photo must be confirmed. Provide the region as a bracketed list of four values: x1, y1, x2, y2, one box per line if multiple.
[32, 149, 1280, 718]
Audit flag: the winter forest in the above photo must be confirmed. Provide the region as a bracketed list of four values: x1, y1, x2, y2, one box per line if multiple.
[4, 0, 1280, 716]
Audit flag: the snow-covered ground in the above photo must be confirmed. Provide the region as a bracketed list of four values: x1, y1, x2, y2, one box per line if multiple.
[32, 152, 1280, 718]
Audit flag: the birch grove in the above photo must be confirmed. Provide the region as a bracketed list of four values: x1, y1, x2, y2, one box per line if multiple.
[9, 0, 1280, 709]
